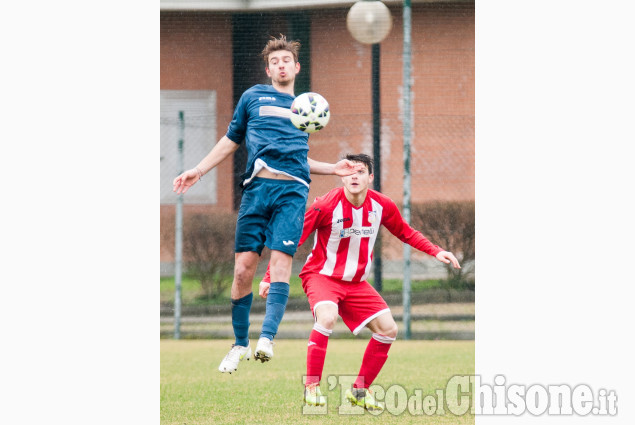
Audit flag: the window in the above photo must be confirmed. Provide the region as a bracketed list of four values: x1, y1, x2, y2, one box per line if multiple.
[160, 90, 217, 204]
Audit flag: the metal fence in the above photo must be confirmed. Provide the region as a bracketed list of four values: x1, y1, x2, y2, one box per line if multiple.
[160, 109, 474, 340]
[160, 3, 475, 340]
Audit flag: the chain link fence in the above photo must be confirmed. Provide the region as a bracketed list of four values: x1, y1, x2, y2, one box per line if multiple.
[160, 3, 475, 339]
[160, 91, 218, 206]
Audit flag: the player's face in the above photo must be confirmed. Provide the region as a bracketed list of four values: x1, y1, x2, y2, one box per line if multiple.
[265, 50, 300, 86]
[342, 163, 374, 196]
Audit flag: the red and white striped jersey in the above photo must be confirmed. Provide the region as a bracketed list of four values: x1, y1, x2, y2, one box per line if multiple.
[296, 187, 444, 283]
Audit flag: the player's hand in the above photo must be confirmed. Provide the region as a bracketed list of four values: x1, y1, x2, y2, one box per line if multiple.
[259, 281, 271, 299]
[333, 159, 364, 177]
[436, 251, 461, 269]
[173, 169, 200, 195]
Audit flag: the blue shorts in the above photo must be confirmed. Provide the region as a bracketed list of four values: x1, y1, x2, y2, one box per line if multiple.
[235, 177, 309, 256]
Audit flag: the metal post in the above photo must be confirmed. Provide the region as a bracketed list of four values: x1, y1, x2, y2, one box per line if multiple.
[402, 0, 412, 340]
[174, 111, 184, 339]
[372, 42, 383, 293]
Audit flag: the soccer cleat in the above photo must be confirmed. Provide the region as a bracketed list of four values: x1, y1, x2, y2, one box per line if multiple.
[304, 383, 326, 406]
[254, 337, 274, 362]
[345, 387, 384, 412]
[218, 344, 251, 373]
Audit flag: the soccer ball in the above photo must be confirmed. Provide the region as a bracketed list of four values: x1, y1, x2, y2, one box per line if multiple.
[289, 92, 330, 134]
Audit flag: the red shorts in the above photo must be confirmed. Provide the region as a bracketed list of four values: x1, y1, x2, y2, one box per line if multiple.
[301, 273, 390, 335]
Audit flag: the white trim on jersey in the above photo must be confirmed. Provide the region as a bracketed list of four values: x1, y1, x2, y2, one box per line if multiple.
[341, 207, 364, 281]
[360, 199, 383, 281]
[259, 105, 291, 119]
[317, 198, 385, 282]
[304, 231, 318, 266]
[319, 201, 343, 276]
[242, 157, 309, 188]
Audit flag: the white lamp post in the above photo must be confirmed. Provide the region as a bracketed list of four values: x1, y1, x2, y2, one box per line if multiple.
[346, 0, 393, 45]
[346, 1, 392, 293]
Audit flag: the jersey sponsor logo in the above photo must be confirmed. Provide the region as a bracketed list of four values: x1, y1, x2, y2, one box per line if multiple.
[259, 105, 291, 118]
[283, 240, 295, 246]
[336, 217, 351, 224]
[339, 226, 375, 238]
[258, 96, 277, 101]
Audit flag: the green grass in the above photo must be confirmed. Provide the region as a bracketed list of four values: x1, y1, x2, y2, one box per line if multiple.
[374, 278, 444, 293]
[160, 275, 203, 304]
[160, 275, 444, 305]
[160, 275, 308, 305]
[161, 339, 475, 425]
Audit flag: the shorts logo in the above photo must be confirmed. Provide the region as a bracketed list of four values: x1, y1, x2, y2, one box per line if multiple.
[339, 227, 375, 238]
[283, 240, 295, 246]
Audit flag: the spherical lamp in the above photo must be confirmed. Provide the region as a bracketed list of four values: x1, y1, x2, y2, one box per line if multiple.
[346, 1, 393, 45]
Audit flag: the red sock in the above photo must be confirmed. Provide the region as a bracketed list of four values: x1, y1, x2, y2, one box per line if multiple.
[354, 333, 395, 389]
[306, 323, 331, 386]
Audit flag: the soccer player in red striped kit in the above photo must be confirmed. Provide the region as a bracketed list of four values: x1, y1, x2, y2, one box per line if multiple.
[260, 153, 461, 411]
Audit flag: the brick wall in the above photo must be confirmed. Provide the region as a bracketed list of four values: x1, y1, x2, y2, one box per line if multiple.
[160, 4, 474, 263]
[306, 3, 474, 204]
[161, 12, 235, 212]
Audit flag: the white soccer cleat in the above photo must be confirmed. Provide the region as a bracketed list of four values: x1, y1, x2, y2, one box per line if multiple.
[304, 383, 326, 406]
[218, 344, 251, 373]
[254, 337, 274, 363]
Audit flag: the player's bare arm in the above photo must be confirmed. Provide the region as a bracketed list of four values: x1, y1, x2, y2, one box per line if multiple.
[172, 135, 240, 195]
[308, 157, 364, 176]
[436, 251, 461, 269]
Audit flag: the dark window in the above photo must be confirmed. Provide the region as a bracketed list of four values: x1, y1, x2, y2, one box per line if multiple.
[231, 12, 311, 210]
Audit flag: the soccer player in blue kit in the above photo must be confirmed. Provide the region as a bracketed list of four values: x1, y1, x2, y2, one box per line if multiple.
[173, 35, 362, 373]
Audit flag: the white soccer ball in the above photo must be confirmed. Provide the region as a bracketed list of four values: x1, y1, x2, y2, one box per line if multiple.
[289, 92, 330, 134]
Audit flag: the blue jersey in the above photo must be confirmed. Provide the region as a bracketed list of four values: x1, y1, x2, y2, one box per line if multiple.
[226, 84, 311, 186]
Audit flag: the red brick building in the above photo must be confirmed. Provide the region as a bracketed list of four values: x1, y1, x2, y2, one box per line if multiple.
[160, 0, 474, 265]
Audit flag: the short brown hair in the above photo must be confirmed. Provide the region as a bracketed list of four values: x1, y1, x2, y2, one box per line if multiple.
[345, 153, 373, 175]
[261, 34, 301, 64]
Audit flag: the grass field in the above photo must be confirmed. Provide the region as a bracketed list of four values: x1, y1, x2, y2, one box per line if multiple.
[161, 339, 475, 424]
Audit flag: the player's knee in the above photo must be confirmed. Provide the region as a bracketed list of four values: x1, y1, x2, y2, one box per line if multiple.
[380, 321, 398, 339]
[233, 262, 247, 279]
[389, 322, 399, 339]
[270, 262, 291, 282]
[316, 312, 337, 330]
[233, 263, 253, 289]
